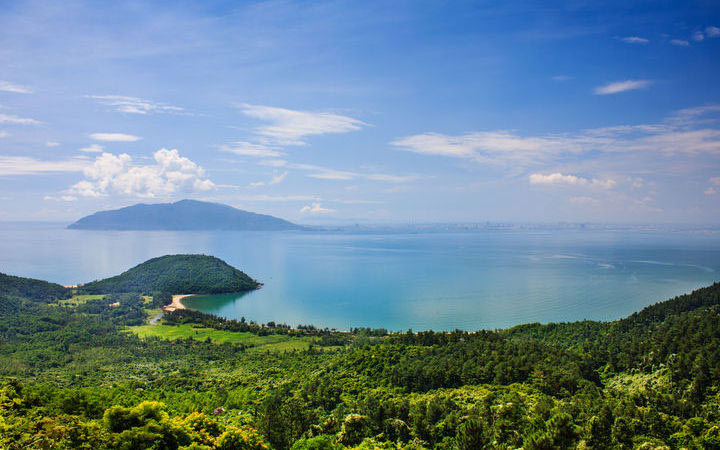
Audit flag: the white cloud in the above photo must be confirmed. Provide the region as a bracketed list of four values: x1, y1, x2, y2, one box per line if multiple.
[391, 131, 579, 164]
[79, 143, 104, 153]
[89, 95, 187, 115]
[45, 141, 60, 147]
[68, 149, 214, 198]
[259, 159, 416, 183]
[90, 133, 142, 142]
[239, 103, 366, 145]
[693, 31, 705, 42]
[0, 81, 32, 94]
[248, 170, 287, 188]
[0, 156, 88, 175]
[552, 75, 571, 82]
[0, 131, 9, 138]
[569, 196, 599, 205]
[670, 39, 690, 46]
[219, 141, 282, 158]
[594, 79, 652, 95]
[0, 113, 41, 125]
[529, 173, 584, 185]
[621, 36, 649, 44]
[707, 26, 720, 38]
[269, 171, 288, 185]
[44, 195, 78, 202]
[300, 202, 335, 214]
[706, 177, 720, 195]
[392, 105, 720, 167]
[529, 173, 615, 189]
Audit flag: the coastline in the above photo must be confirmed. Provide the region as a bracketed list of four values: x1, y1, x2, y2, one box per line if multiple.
[163, 294, 196, 312]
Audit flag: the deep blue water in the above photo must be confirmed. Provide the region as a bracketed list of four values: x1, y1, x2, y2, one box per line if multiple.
[1, 222, 719, 331]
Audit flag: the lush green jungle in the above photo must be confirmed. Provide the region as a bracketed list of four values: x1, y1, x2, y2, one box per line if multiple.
[1, 255, 720, 449]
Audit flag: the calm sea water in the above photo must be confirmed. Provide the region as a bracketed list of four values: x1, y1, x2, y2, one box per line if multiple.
[1, 222, 719, 331]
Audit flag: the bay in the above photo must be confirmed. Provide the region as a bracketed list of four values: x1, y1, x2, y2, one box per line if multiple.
[1, 222, 719, 331]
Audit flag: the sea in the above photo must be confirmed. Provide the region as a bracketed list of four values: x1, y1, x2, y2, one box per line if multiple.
[1, 222, 719, 331]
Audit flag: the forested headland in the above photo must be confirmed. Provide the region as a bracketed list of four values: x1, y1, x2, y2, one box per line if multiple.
[1, 258, 720, 449]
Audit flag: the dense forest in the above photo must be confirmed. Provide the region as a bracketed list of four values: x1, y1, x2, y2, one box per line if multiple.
[78, 254, 260, 295]
[1, 264, 720, 448]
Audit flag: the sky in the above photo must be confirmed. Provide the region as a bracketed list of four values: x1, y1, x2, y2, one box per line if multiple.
[1, 0, 719, 224]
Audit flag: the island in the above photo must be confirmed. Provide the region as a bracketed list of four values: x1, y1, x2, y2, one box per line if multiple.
[67, 199, 304, 231]
[77, 254, 261, 295]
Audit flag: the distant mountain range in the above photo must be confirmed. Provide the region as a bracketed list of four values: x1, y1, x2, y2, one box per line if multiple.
[67, 199, 304, 231]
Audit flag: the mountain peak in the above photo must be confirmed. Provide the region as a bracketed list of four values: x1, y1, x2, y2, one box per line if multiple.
[67, 200, 303, 231]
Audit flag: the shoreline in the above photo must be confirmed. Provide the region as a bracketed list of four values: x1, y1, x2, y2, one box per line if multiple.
[163, 294, 196, 312]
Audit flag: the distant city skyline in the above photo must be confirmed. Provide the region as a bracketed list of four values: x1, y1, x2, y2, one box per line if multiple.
[1, 1, 719, 223]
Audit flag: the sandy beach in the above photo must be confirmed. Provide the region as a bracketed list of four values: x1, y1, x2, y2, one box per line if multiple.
[163, 294, 195, 312]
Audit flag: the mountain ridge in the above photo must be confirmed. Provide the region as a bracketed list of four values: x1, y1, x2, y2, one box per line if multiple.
[67, 199, 303, 231]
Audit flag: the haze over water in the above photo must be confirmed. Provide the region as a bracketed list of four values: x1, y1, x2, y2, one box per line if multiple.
[1, 222, 719, 331]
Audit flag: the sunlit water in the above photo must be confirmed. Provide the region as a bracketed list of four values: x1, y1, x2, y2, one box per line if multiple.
[1, 222, 719, 331]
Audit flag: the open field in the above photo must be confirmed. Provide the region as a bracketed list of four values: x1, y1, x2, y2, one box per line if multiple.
[58, 294, 105, 306]
[125, 323, 317, 352]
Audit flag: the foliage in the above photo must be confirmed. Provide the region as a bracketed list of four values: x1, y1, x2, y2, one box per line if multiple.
[3, 266, 720, 449]
[78, 254, 260, 294]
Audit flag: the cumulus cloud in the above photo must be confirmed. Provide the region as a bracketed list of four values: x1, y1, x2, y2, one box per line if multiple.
[238, 103, 366, 145]
[621, 36, 649, 44]
[0, 156, 88, 175]
[89, 95, 187, 115]
[0, 81, 32, 94]
[693, 31, 705, 42]
[0, 113, 41, 125]
[707, 26, 720, 38]
[529, 173, 616, 189]
[90, 133, 142, 142]
[219, 141, 282, 158]
[670, 39, 690, 46]
[594, 79, 652, 95]
[45, 141, 60, 147]
[299, 202, 335, 214]
[68, 149, 214, 198]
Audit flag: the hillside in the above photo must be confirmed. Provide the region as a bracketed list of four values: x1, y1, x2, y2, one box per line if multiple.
[0, 272, 69, 302]
[67, 199, 304, 231]
[78, 254, 260, 294]
[3, 276, 720, 448]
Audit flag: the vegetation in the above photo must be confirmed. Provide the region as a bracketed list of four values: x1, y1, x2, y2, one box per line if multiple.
[78, 254, 260, 294]
[2, 262, 720, 448]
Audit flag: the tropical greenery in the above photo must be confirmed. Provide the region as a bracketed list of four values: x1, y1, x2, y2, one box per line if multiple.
[2, 261, 720, 448]
[78, 254, 260, 294]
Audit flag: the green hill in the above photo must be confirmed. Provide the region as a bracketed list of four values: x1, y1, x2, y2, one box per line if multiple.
[0, 272, 69, 302]
[77, 254, 260, 294]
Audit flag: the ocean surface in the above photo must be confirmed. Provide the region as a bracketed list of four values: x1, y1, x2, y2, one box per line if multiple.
[1, 222, 719, 331]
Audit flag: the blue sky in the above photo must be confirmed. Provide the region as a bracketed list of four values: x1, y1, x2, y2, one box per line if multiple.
[1, 0, 719, 224]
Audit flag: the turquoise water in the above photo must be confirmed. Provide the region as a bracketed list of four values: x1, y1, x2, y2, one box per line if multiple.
[1, 222, 719, 331]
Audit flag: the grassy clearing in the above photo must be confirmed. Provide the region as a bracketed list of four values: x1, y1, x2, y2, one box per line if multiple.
[59, 294, 104, 306]
[125, 323, 317, 353]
